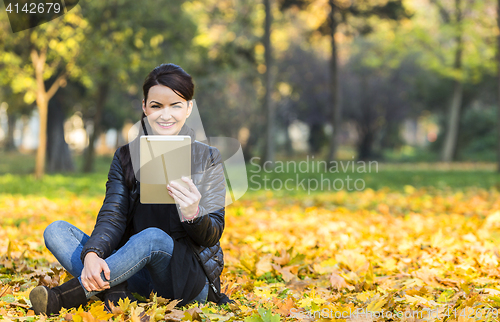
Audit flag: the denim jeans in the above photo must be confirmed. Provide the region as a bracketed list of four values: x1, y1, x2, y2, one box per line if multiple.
[43, 220, 209, 304]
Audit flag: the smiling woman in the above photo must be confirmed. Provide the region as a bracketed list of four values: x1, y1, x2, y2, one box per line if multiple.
[29, 63, 231, 315]
[141, 65, 194, 136]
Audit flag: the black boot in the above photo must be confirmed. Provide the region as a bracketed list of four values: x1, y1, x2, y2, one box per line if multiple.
[95, 281, 136, 312]
[29, 277, 88, 315]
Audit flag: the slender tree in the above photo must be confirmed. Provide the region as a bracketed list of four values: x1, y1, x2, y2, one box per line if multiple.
[431, 0, 465, 162]
[0, 8, 87, 178]
[279, 0, 409, 161]
[497, 0, 500, 171]
[326, 0, 341, 162]
[30, 49, 69, 177]
[264, 0, 276, 166]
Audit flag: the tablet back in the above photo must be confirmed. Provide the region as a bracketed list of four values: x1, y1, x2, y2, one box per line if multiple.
[140, 135, 191, 204]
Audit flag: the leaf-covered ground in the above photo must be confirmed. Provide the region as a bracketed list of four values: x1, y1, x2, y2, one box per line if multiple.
[2, 187, 500, 321]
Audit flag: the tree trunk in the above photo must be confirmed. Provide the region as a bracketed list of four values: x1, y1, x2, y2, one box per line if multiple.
[309, 122, 326, 154]
[441, 0, 463, 163]
[34, 99, 48, 179]
[264, 0, 275, 167]
[46, 93, 75, 173]
[19, 116, 27, 150]
[82, 82, 110, 172]
[379, 119, 401, 149]
[497, 0, 500, 172]
[284, 118, 293, 157]
[31, 48, 66, 179]
[357, 128, 375, 161]
[327, 0, 341, 162]
[242, 121, 263, 163]
[441, 81, 463, 162]
[5, 112, 17, 152]
[356, 76, 375, 161]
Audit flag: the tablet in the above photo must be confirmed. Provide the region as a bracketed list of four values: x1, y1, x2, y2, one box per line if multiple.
[139, 135, 191, 204]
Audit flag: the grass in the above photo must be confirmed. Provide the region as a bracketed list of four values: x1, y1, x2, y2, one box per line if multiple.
[246, 163, 500, 196]
[0, 150, 113, 174]
[0, 151, 112, 198]
[1, 150, 500, 199]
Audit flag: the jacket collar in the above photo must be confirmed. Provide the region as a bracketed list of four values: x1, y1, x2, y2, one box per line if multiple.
[177, 123, 197, 142]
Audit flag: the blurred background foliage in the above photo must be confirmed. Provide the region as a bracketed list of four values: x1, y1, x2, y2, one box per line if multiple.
[0, 0, 498, 178]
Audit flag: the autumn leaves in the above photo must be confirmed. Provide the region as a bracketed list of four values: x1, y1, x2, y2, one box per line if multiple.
[2, 187, 500, 320]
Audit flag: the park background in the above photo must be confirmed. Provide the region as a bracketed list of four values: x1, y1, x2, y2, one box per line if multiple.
[2, 0, 500, 321]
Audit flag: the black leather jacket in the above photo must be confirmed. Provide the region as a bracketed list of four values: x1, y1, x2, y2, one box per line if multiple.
[80, 128, 226, 303]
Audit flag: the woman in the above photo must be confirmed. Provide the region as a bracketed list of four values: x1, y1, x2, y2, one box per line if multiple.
[29, 63, 231, 315]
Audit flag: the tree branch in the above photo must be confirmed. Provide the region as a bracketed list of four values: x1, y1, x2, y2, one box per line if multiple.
[429, 0, 451, 23]
[46, 72, 67, 100]
[30, 49, 46, 95]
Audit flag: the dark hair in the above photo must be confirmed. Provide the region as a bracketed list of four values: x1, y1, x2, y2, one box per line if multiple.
[119, 63, 195, 190]
[142, 63, 194, 103]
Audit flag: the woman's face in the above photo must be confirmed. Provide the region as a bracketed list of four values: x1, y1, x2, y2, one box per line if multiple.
[142, 85, 193, 135]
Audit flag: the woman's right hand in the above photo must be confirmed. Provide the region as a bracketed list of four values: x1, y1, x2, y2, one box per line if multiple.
[81, 252, 111, 292]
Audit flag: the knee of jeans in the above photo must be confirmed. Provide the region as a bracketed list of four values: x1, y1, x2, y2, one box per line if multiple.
[44, 220, 69, 250]
[141, 227, 173, 252]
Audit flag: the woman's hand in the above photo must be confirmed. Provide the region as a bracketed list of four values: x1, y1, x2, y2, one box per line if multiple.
[81, 252, 111, 292]
[167, 176, 201, 219]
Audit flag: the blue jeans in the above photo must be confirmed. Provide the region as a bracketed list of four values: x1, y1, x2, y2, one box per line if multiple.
[43, 220, 209, 304]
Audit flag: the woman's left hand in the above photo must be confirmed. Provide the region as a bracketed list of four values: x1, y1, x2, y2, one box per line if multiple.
[167, 176, 201, 219]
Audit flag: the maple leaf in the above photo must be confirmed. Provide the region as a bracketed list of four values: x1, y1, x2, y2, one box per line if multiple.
[163, 309, 185, 321]
[165, 299, 182, 312]
[255, 254, 273, 277]
[88, 301, 114, 321]
[329, 272, 350, 291]
[156, 295, 169, 305]
[185, 307, 203, 321]
[221, 280, 238, 297]
[365, 296, 387, 312]
[107, 302, 124, 316]
[272, 297, 295, 316]
[74, 311, 96, 322]
[272, 249, 290, 266]
[298, 289, 326, 309]
[118, 296, 132, 312]
[129, 305, 145, 322]
[244, 307, 280, 322]
[271, 263, 296, 283]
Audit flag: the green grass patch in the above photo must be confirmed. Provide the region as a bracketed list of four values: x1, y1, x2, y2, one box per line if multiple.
[245, 160, 500, 197]
[0, 151, 112, 198]
[1, 151, 500, 198]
